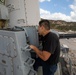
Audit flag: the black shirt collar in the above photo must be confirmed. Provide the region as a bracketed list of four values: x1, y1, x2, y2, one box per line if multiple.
[43, 32, 51, 38]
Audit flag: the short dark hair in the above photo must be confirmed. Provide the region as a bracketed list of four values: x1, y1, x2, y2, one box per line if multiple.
[39, 20, 50, 30]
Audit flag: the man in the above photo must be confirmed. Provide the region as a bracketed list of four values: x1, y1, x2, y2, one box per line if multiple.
[30, 20, 60, 75]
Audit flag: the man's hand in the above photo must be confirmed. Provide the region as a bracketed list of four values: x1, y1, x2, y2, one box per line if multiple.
[30, 45, 51, 61]
[30, 45, 37, 50]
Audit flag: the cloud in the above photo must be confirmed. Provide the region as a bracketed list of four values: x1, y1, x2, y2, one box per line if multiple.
[40, 9, 50, 15]
[39, 0, 51, 2]
[40, 0, 76, 22]
[40, 8, 71, 21]
[69, 0, 76, 21]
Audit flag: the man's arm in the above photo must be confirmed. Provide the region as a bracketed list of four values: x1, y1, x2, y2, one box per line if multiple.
[30, 45, 51, 61]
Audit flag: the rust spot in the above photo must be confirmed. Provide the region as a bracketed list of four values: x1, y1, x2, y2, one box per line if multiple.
[2, 60, 6, 64]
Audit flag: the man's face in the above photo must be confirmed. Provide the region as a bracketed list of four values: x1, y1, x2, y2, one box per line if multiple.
[38, 25, 44, 35]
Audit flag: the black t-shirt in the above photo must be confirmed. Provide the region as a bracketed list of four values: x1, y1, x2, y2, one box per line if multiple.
[42, 32, 60, 65]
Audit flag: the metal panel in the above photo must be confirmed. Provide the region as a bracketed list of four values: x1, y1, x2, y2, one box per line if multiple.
[5, 0, 40, 27]
[0, 55, 13, 75]
[0, 35, 17, 57]
[0, 30, 37, 75]
[0, 4, 9, 20]
[25, 0, 40, 25]
[23, 26, 39, 47]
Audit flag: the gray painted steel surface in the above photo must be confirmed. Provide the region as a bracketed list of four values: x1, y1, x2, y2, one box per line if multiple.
[0, 27, 38, 75]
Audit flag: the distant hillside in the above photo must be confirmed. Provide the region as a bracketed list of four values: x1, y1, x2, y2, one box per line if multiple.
[41, 19, 76, 31]
[49, 20, 76, 26]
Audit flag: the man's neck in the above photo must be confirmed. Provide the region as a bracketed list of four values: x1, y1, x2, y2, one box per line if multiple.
[42, 30, 50, 36]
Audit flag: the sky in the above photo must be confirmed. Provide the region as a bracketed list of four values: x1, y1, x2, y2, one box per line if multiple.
[39, 0, 76, 22]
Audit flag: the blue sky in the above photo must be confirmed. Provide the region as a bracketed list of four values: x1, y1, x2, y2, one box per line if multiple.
[39, 0, 76, 22]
